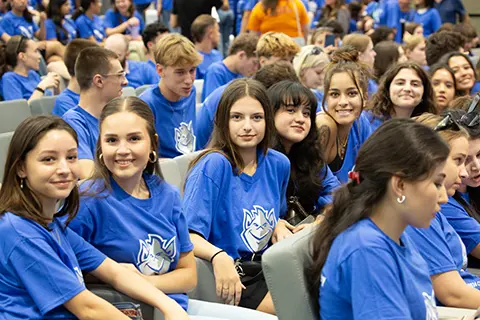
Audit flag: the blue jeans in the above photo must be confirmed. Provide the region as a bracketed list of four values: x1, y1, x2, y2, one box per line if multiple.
[159, 9, 171, 30]
[217, 9, 234, 57]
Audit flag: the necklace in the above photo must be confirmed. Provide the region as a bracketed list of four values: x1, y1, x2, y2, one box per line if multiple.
[339, 135, 349, 160]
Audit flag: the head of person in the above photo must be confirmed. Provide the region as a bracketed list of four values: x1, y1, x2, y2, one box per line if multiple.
[426, 30, 466, 66]
[404, 22, 424, 37]
[0, 116, 81, 228]
[453, 22, 478, 52]
[47, 0, 70, 21]
[191, 14, 220, 48]
[88, 96, 162, 190]
[227, 33, 260, 77]
[311, 118, 450, 300]
[438, 22, 455, 32]
[398, 0, 411, 9]
[373, 40, 407, 79]
[75, 47, 127, 100]
[369, 26, 395, 46]
[403, 35, 426, 66]
[3, 36, 41, 73]
[194, 78, 275, 172]
[154, 33, 202, 99]
[261, 0, 280, 12]
[311, 27, 339, 49]
[342, 33, 376, 70]
[439, 52, 476, 95]
[348, 1, 363, 21]
[252, 60, 299, 89]
[293, 45, 329, 89]
[64, 39, 99, 78]
[111, 0, 134, 17]
[429, 63, 457, 111]
[324, 0, 344, 8]
[72, 0, 102, 20]
[256, 32, 300, 67]
[142, 22, 169, 55]
[9, 0, 31, 20]
[322, 20, 345, 40]
[414, 0, 434, 9]
[415, 113, 469, 196]
[322, 47, 370, 126]
[369, 62, 437, 119]
[104, 34, 129, 68]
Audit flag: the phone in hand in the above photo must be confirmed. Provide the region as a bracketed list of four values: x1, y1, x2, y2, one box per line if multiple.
[324, 34, 336, 47]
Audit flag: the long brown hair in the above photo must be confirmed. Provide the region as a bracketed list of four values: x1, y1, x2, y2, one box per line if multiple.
[0, 116, 80, 229]
[189, 78, 275, 174]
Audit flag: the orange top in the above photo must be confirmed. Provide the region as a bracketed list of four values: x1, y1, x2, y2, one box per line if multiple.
[247, 0, 309, 38]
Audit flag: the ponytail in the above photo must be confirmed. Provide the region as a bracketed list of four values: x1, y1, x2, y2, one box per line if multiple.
[72, 0, 93, 21]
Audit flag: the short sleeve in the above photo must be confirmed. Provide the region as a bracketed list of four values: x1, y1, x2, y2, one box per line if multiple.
[76, 17, 93, 38]
[0, 18, 14, 36]
[45, 20, 57, 40]
[68, 203, 96, 244]
[202, 65, 226, 101]
[64, 118, 94, 160]
[172, 190, 194, 253]
[8, 238, 87, 315]
[103, 10, 117, 29]
[135, 11, 145, 32]
[431, 9, 442, 34]
[442, 202, 480, 254]
[2, 75, 24, 101]
[65, 228, 106, 272]
[246, 3, 263, 32]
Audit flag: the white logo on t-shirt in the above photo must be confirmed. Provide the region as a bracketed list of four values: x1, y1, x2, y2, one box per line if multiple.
[456, 233, 468, 270]
[241, 205, 276, 253]
[73, 266, 84, 284]
[18, 26, 33, 38]
[137, 234, 176, 275]
[174, 121, 196, 155]
[93, 29, 104, 41]
[321, 275, 327, 287]
[423, 291, 438, 320]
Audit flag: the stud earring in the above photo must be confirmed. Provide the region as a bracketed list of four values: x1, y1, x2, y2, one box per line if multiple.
[20, 178, 24, 189]
[397, 195, 406, 204]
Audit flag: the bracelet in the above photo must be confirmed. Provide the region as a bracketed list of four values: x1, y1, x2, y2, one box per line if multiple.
[210, 250, 225, 263]
[35, 87, 45, 94]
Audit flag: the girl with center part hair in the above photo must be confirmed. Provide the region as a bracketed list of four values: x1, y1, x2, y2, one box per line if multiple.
[292, 45, 330, 109]
[311, 118, 450, 319]
[269, 80, 340, 222]
[185, 78, 291, 315]
[429, 63, 457, 112]
[315, 47, 373, 183]
[0, 115, 189, 320]
[45, 0, 78, 45]
[69, 96, 273, 320]
[365, 61, 438, 131]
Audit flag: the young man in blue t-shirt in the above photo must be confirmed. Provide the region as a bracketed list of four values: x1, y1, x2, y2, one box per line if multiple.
[141, 22, 169, 81]
[62, 47, 128, 179]
[191, 14, 223, 80]
[139, 33, 202, 158]
[202, 32, 259, 101]
[105, 34, 159, 88]
[53, 39, 99, 117]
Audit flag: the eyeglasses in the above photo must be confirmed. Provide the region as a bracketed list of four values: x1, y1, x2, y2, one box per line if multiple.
[101, 71, 126, 78]
[15, 35, 26, 56]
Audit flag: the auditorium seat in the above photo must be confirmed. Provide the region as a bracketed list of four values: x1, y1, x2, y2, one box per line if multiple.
[0, 131, 14, 181]
[0, 100, 31, 134]
[173, 151, 202, 196]
[159, 158, 183, 192]
[136, 84, 154, 96]
[29, 96, 57, 115]
[122, 86, 136, 97]
[194, 79, 203, 104]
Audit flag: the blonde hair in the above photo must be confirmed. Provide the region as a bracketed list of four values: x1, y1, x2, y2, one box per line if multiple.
[293, 45, 330, 79]
[415, 113, 469, 143]
[403, 35, 425, 52]
[342, 33, 371, 53]
[154, 33, 202, 67]
[256, 32, 300, 59]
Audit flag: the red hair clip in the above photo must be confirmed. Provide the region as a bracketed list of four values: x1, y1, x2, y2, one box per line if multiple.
[348, 171, 361, 184]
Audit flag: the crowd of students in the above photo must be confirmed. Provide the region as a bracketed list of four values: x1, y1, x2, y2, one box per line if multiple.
[1, 0, 480, 319]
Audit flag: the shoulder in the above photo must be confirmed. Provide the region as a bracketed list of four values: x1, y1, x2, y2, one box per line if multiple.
[146, 174, 180, 198]
[190, 151, 233, 179]
[0, 213, 44, 245]
[2, 71, 16, 80]
[105, 8, 115, 16]
[265, 149, 290, 168]
[316, 112, 337, 140]
[28, 70, 40, 80]
[63, 107, 84, 121]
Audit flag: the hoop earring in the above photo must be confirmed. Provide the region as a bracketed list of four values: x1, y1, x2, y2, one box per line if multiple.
[397, 195, 406, 204]
[99, 153, 104, 164]
[149, 151, 157, 163]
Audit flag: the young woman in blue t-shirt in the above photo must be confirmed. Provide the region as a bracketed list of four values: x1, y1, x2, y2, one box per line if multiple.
[104, 0, 144, 40]
[72, 0, 106, 42]
[311, 118, 450, 319]
[0, 115, 189, 319]
[413, 0, 442, 37]
[184, 78, 292, 315]
[440, 52, 478, 96]
[45, 0, 78, 45]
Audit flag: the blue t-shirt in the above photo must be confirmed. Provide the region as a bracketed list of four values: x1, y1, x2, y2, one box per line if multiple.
[52, 88, 80, 117]
[195, 84, 228, 149]
[0, 213, 106, 319]
[196, 49, 223, 80]
[441, 196, 480, 254]
[185, 150, 290, 259]
[45, 18, 77, 44]
[362, 110, 390, 132]
[368, 79, 378, 98]
[162, 0, 173, 11]
[378, 2, 414, 43]
[126, 60, 160, 88]
[145, 60, 160, 84]
[139, 85, 197, 158]
[413, 8, 442, 37]
[1, 70, 40, 101]
[202, 61, 241, 101]
[316, 166, 340, 211]
[104, 9, 145, 35]
[75, 14, 105, 42]
[62, 106, 99, 160]
[69, 174, 193, 310]
[472, 81, 480, 95]
[433, 0, 466, 24]
[0, 11, 39, 38]
[320, 218, 438, 320]
[312, 89, 324, 112]
[406, 212, 480, 294]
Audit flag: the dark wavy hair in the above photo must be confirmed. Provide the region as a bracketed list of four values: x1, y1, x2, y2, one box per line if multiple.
[368, 62, 438, 121]
[47, 0, 70, 45]
[269, 80, 326, 214]
[310, 118, 450, 312]
[72, 0, 96, 20]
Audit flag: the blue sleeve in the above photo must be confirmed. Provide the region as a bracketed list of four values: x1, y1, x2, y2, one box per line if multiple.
[2, 75, 24, 101]
[45, 20, 57, 40]
[0, 18, 14, 36]
[75, 17, 92, 38]
[68, 203, 96, 243]
[342, 248, 412, 319]
[317, 166, 340, 211]
[358, 112, 374, 141]
[430, 9, 442, 34]
[8, 238, 87, 315]
[195, 87, 223, 149]
[442, 203, 480, 254]
[65, 227, 106, 272]
[103, 10, 117, 29]
[202, 67, 224, 101]
[63, 117, 94, 160]
[172, 189, 194, 253]
[135, 11, 145, 32]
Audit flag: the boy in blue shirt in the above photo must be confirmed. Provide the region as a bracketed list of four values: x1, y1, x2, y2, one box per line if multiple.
[63, 47, 128, 179]
[53, 39, 99, 117]
[105, 34, 159, 88]
[139, 33, 202, 158]
[191, 14, 223, 80]
[202, 32, 259, 101]
[142, 22, 169, 81]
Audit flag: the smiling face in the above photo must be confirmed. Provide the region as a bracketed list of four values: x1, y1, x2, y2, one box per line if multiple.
[229, 96, 266, 151]
[443, 137, 469, 196]
[463, 138, 480, 188]
[325, 72, 363, 126]
[389, 68, 424, 116]
[431, 69, 456, 111]
[274, 100, 312, 151]
[449, 55, 475, 93]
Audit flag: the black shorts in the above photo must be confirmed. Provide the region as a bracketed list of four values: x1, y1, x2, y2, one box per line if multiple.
[239, 277, 269, 310]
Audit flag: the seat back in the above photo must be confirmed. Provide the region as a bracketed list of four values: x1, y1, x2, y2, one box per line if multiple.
[262, 227, 318, 320]
[29, 96, 57, 115]
[159, 158, 182, 191]
[194, 79, 203, 103]
[122, 86, 136, 97]
[0, 100, 31, 133]
[0, 132, 14, 182]
[136, 84, 153, 96]
[173, 151, 203, 196]
[188, 258, 224, 303]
